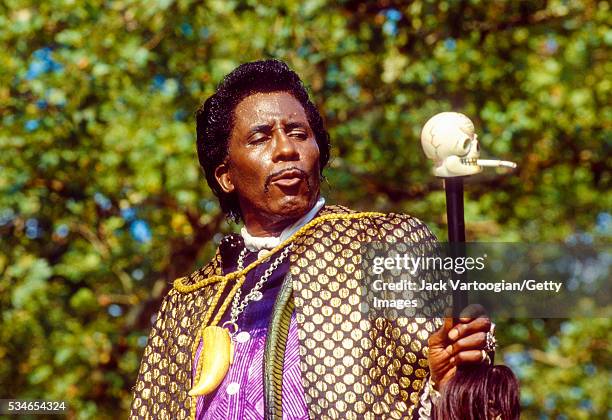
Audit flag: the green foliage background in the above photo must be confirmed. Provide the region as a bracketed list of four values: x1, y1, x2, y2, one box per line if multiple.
[0, 0, 610, 418]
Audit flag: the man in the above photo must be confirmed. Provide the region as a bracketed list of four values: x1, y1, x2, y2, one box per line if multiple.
[131, 59, 494, 419]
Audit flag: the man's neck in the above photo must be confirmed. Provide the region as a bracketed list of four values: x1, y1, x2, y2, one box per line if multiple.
[241, 195, 323, 238]
[242, 196, 325, 238]
[240, 197, 326, 252]
[242, 217, 297, 238]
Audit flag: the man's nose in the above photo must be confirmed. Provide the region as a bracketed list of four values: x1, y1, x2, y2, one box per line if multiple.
[271, 128, 299, 162]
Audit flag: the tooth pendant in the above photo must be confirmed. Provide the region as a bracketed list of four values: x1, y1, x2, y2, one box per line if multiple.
[188, 326, 235, 396]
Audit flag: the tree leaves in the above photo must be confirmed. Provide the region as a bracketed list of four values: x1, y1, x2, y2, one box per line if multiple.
[0, 0, 609, 417]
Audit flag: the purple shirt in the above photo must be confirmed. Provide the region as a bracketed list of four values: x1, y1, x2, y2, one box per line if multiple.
[193, 248, 309, 419]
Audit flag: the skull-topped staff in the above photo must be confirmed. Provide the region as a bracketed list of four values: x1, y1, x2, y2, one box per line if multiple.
[421, 112, 516, 312]
[420, 112, 520, 419]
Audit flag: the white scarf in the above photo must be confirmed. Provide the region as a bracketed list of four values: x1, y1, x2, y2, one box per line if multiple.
[241, 197, 326, 252]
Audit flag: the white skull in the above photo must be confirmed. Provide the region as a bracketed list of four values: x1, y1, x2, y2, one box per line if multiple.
[420, 112, 482, 177]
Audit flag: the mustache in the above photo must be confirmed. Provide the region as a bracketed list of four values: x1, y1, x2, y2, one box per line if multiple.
[264, 167, 310, 193]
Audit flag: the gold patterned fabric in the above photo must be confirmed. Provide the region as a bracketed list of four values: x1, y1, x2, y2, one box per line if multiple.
[131, 205, 445, 419]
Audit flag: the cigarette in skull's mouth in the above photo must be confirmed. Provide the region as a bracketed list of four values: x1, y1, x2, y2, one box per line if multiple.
[476, 159, 517, 169]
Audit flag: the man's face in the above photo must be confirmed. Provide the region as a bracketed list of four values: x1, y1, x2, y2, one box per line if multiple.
[214, 91, 321, 229]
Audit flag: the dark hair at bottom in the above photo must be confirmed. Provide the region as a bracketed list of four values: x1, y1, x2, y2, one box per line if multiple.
[435, 365, 520, 420]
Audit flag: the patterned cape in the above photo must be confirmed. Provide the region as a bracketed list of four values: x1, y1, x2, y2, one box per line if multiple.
[131, 205, 445, 419]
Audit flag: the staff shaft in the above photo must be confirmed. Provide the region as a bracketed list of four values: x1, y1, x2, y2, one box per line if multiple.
[444, 177, 468, 317]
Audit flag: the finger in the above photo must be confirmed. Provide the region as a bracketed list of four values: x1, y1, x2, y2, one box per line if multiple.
[455, 349, 488, 364]
[443, 313, 453, 333]
[458, 303, 488, 321]
[448, 317, 491, 341]
[429, 309, 454, 346]
[446, 332, 486, 354]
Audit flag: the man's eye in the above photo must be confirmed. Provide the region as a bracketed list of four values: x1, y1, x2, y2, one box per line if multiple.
[248, 135, 269, 144]
[289, 130, 307, 139]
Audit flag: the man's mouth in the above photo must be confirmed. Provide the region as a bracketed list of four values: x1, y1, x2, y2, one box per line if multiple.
[267, 168, 307, 189]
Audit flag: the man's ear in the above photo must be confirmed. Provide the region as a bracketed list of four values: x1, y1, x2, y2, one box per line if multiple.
[214, 161, 234, 194]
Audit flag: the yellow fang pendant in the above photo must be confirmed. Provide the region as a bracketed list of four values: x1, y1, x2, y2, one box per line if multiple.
[188, 326, 234, 396]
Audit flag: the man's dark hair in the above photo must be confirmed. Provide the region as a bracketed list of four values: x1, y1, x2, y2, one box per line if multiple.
[195, 59, 331, 221]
